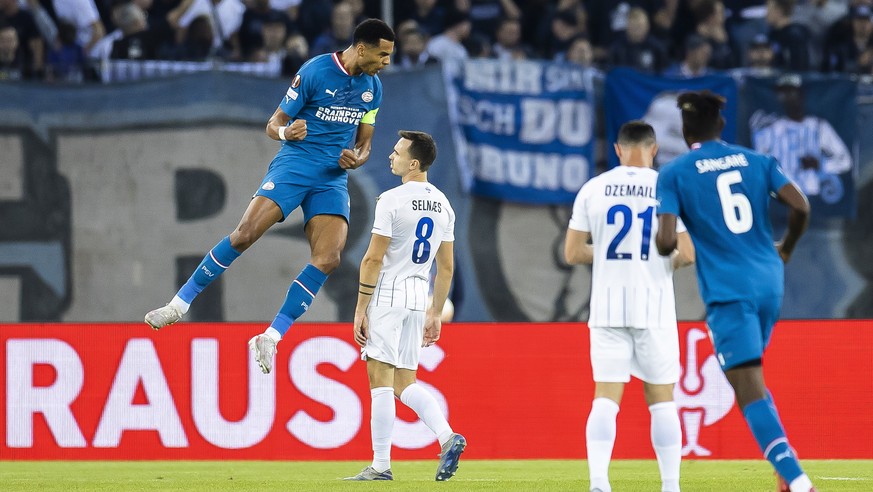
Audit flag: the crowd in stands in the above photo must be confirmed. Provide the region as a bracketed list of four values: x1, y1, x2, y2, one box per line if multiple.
[1, 0, 872, 82]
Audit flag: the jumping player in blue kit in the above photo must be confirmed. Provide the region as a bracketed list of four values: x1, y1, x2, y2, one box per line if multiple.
[145, 19, 396, 374]
[655, 91, 815, 492]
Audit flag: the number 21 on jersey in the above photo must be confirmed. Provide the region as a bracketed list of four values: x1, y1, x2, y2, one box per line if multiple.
[606, 205, 654, 261]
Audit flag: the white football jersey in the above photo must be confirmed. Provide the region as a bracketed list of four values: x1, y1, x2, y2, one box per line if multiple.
[569, 166, 685, 330]
[371, 181, 455, 311]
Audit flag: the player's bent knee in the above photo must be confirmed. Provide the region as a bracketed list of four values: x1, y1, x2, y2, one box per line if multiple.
[311, 254, 341, 274]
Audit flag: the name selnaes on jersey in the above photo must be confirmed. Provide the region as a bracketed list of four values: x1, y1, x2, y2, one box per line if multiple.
[411, 199, 442, 212]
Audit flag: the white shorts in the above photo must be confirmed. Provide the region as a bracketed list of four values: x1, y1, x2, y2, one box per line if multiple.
[589, 326, 679, 385]
[361, 306, 426, 370]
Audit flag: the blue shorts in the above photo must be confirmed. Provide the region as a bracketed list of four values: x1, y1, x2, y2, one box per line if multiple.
[705, 296, 781, 370]
[253, 162, 350, 224]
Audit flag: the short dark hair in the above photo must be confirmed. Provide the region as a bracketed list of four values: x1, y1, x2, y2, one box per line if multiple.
[398, 130, 437, 171]
[617, 120, 656, 146]
[677, 90, 726, 142]
[354, 19, 395, 46]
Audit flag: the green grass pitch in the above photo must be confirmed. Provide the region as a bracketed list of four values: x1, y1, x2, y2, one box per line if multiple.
[2, 460, 872, 491]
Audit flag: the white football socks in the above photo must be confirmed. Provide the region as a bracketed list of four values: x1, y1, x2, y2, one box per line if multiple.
[586, 397, 619, 492]
[370, 387, 394, 473]
[400, 383, 453, 446]
[649, 401, 682, 492]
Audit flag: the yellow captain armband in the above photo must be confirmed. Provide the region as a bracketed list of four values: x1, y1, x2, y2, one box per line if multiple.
[360, 108, 379, 125]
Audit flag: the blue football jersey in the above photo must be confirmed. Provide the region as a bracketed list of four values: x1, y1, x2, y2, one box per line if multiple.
[277, 52, 383, 170]
[656, 140, 791, 304]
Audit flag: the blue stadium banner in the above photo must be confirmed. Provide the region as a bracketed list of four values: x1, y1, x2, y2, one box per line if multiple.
[740, 75, 856, 218]
[604, 67, 738, 169]
[447, 59, 596, 204]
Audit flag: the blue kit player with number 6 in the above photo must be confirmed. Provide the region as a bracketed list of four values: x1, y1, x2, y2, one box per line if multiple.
[655, 91, 815, 492]
[145, 19, 395, 375]
[346, 131, 465, 482]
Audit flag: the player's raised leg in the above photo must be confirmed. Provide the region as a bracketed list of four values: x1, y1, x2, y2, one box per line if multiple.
[250, 214, 345, 373]
[146, 197, 282, 329]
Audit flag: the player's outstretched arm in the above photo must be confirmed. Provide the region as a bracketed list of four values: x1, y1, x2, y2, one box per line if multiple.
[564, 229, 593, 265]
[672, 231, 695, 269]
[656, 214, 678, 256]
[775, 182, 810, 263]
[340, 123, 375, 170]
[425, 241, 454, 347]
[354, 234, 390, 347]
[265, 107, 307, 141]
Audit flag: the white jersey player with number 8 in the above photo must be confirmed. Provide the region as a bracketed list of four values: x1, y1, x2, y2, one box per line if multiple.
[565, 121, 695, 492]
[347, 130, 465, 483]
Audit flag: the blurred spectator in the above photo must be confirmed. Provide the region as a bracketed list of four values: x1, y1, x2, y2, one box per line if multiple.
[21, 0, 59, 49]
[296, 0, 332, 43]
[52, 0, 106, 53]
[144, 0, 180, 57]
[527, 0, 585, 58]
[280, 30, 306, 75]
[587, 0, 672, 51]
[247, 8, 287, 62]
[664, 33, 712, 76]
[608, 7, 668, 73]
[169, 12, 214, 59]
[746, 31, 777, 73]
[309, 1, 354, 56]
[766, 0, 813, 70]
[1, 0, 43, 77]
[0, 22, 24, 79]
[564, 34, 595, 66]
[90, 1, 128, 61]
[426, 8, 470, 71]
[463, 31, 492, 57]
[823, 4, 873, 71]
[395, 25, 436, 69]
[492, 16, 531, 60]
[694, 0, 738, 67]
[110, 2, 158, 59]
[168, 0, 245, 59]
[545, 8, 584, 59]
[793, 0, 848, 48]
[46, 20, 86, 81]
[396, 0, 445, 37]
[454, 0, 521, 42]
[270, 0, 300, 23]
[238, 0, 290, 59]
[723, 0, 769, 67]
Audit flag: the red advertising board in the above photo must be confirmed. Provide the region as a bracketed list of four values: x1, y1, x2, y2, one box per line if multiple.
[1, 321, 871, 460]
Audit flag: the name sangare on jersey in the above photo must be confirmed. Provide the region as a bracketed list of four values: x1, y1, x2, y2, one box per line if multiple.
[695, 153, 749, 173]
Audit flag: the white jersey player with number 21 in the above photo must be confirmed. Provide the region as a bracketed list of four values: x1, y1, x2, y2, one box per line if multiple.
[565, 120, 695, 492]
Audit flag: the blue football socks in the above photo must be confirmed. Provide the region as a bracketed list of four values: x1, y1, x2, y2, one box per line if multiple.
[177, 236, 241, 304]
[743, 397, 804, 484]
[269, 264, 328, 337]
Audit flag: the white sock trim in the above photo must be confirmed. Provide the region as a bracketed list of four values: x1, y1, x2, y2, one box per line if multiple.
[763, 437, 789, 460]
[170, 295, 190, 314]
[264, 327, 282, 343]
[789, 474, 813, 492]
